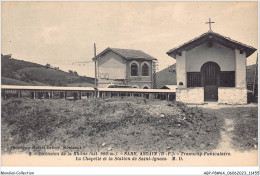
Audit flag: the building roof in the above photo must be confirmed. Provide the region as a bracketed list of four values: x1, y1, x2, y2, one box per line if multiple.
[167, 31, 257, 58]
[1, 85, 176, 93]
[93, 47, 157, 61]
[98, 87, 175, 93]
[1, 85, 95, 91]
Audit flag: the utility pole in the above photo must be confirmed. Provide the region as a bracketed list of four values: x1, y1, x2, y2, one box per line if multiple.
[94, 43, 97, 98]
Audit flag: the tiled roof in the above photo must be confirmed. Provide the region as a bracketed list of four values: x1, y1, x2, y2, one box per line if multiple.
[93, 47, 157, 61]
[167, 31, 257, 58]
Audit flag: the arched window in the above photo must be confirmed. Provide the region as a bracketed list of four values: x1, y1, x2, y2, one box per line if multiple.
[142, 63, 149, 76]
[131, 63, 138, 76]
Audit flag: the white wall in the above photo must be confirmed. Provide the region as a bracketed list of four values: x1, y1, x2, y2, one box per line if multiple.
[97, 51, 126, 79]
[176, 87, 204, 104]
[175, 51, 187, 88]
[186, 42, 235, 72]
[218, 87, 247, 104]
[235, 49, 247, 88]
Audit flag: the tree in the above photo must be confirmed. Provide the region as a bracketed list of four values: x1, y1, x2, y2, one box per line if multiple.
[45, 63, 51, 69]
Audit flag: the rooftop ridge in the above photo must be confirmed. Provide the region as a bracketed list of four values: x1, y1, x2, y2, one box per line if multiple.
[167, 31, 256, 58]
[93, 47, 157, 61]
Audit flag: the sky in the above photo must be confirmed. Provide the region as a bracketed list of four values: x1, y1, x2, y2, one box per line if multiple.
[2, 1, 258, 77]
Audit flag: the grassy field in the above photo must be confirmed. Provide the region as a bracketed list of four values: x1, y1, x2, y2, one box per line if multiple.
[1, 77, 33, 86]
[1, 98, 224, 154]
[231, 107, 258, 151]
[1, 77, 48, 86]
[193, 105, 258, 151]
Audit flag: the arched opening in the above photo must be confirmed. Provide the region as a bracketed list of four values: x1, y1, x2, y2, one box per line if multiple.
[201, 61, 220, 101]
[143, 86, 149, 89]
[142, 63, 149, 76]
[131, 63, 138, 76]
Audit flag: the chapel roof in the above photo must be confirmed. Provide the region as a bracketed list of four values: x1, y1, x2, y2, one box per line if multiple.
[93, 47, 157, 61]
[166, 31, 257, 58]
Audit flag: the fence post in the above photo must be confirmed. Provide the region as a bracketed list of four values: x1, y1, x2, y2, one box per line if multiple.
[17, 90, 21, 98]
[3, 90, 6, 100]
[50, 91, 54, 99]
[79, 91, 82, 99]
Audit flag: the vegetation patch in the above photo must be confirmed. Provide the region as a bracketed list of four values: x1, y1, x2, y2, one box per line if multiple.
[2, 98, 223, 154]
[231, 107, 258, 151]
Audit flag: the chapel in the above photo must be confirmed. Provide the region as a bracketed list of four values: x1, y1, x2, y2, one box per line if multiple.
[166, 22, 256, 104]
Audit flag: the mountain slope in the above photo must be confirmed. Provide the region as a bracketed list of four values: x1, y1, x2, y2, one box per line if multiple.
[246, 64, 258, 85]
[156, 64, 176, 88]
[2, 77, 33, 86]
[1, 54, 95, 87]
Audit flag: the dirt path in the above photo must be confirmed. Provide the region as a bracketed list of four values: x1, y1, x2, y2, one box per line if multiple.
[217, 118, 234, 151]
[188, 103, 258, 152]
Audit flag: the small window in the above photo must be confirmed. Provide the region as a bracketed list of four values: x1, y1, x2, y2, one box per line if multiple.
[143, 86, 149, 89]
[220, 71, 235, 87]
[131, 63, 138, 76]
[187, 72, 202, 87]
[142, 63, 149, 76]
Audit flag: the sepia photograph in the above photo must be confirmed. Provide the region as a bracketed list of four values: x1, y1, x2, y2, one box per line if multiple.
[1, 1, 258, 175]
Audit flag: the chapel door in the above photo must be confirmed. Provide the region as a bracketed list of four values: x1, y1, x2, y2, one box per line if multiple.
[201, 62, 220, 102]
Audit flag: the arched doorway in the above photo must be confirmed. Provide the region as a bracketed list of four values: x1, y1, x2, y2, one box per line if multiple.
[201, 62, 220, 101]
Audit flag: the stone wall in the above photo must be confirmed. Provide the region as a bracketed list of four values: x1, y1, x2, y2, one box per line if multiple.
[176, 87, 204, 104]
[218, 87, 247, 104]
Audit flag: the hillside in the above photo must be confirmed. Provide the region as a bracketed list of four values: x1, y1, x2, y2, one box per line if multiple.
[156, 64, 176, 88]
[2, 77, 33, 86]
[247, 64, 258, 85]
[1, 54, 95, 87]
[2, 77, 49, 86]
